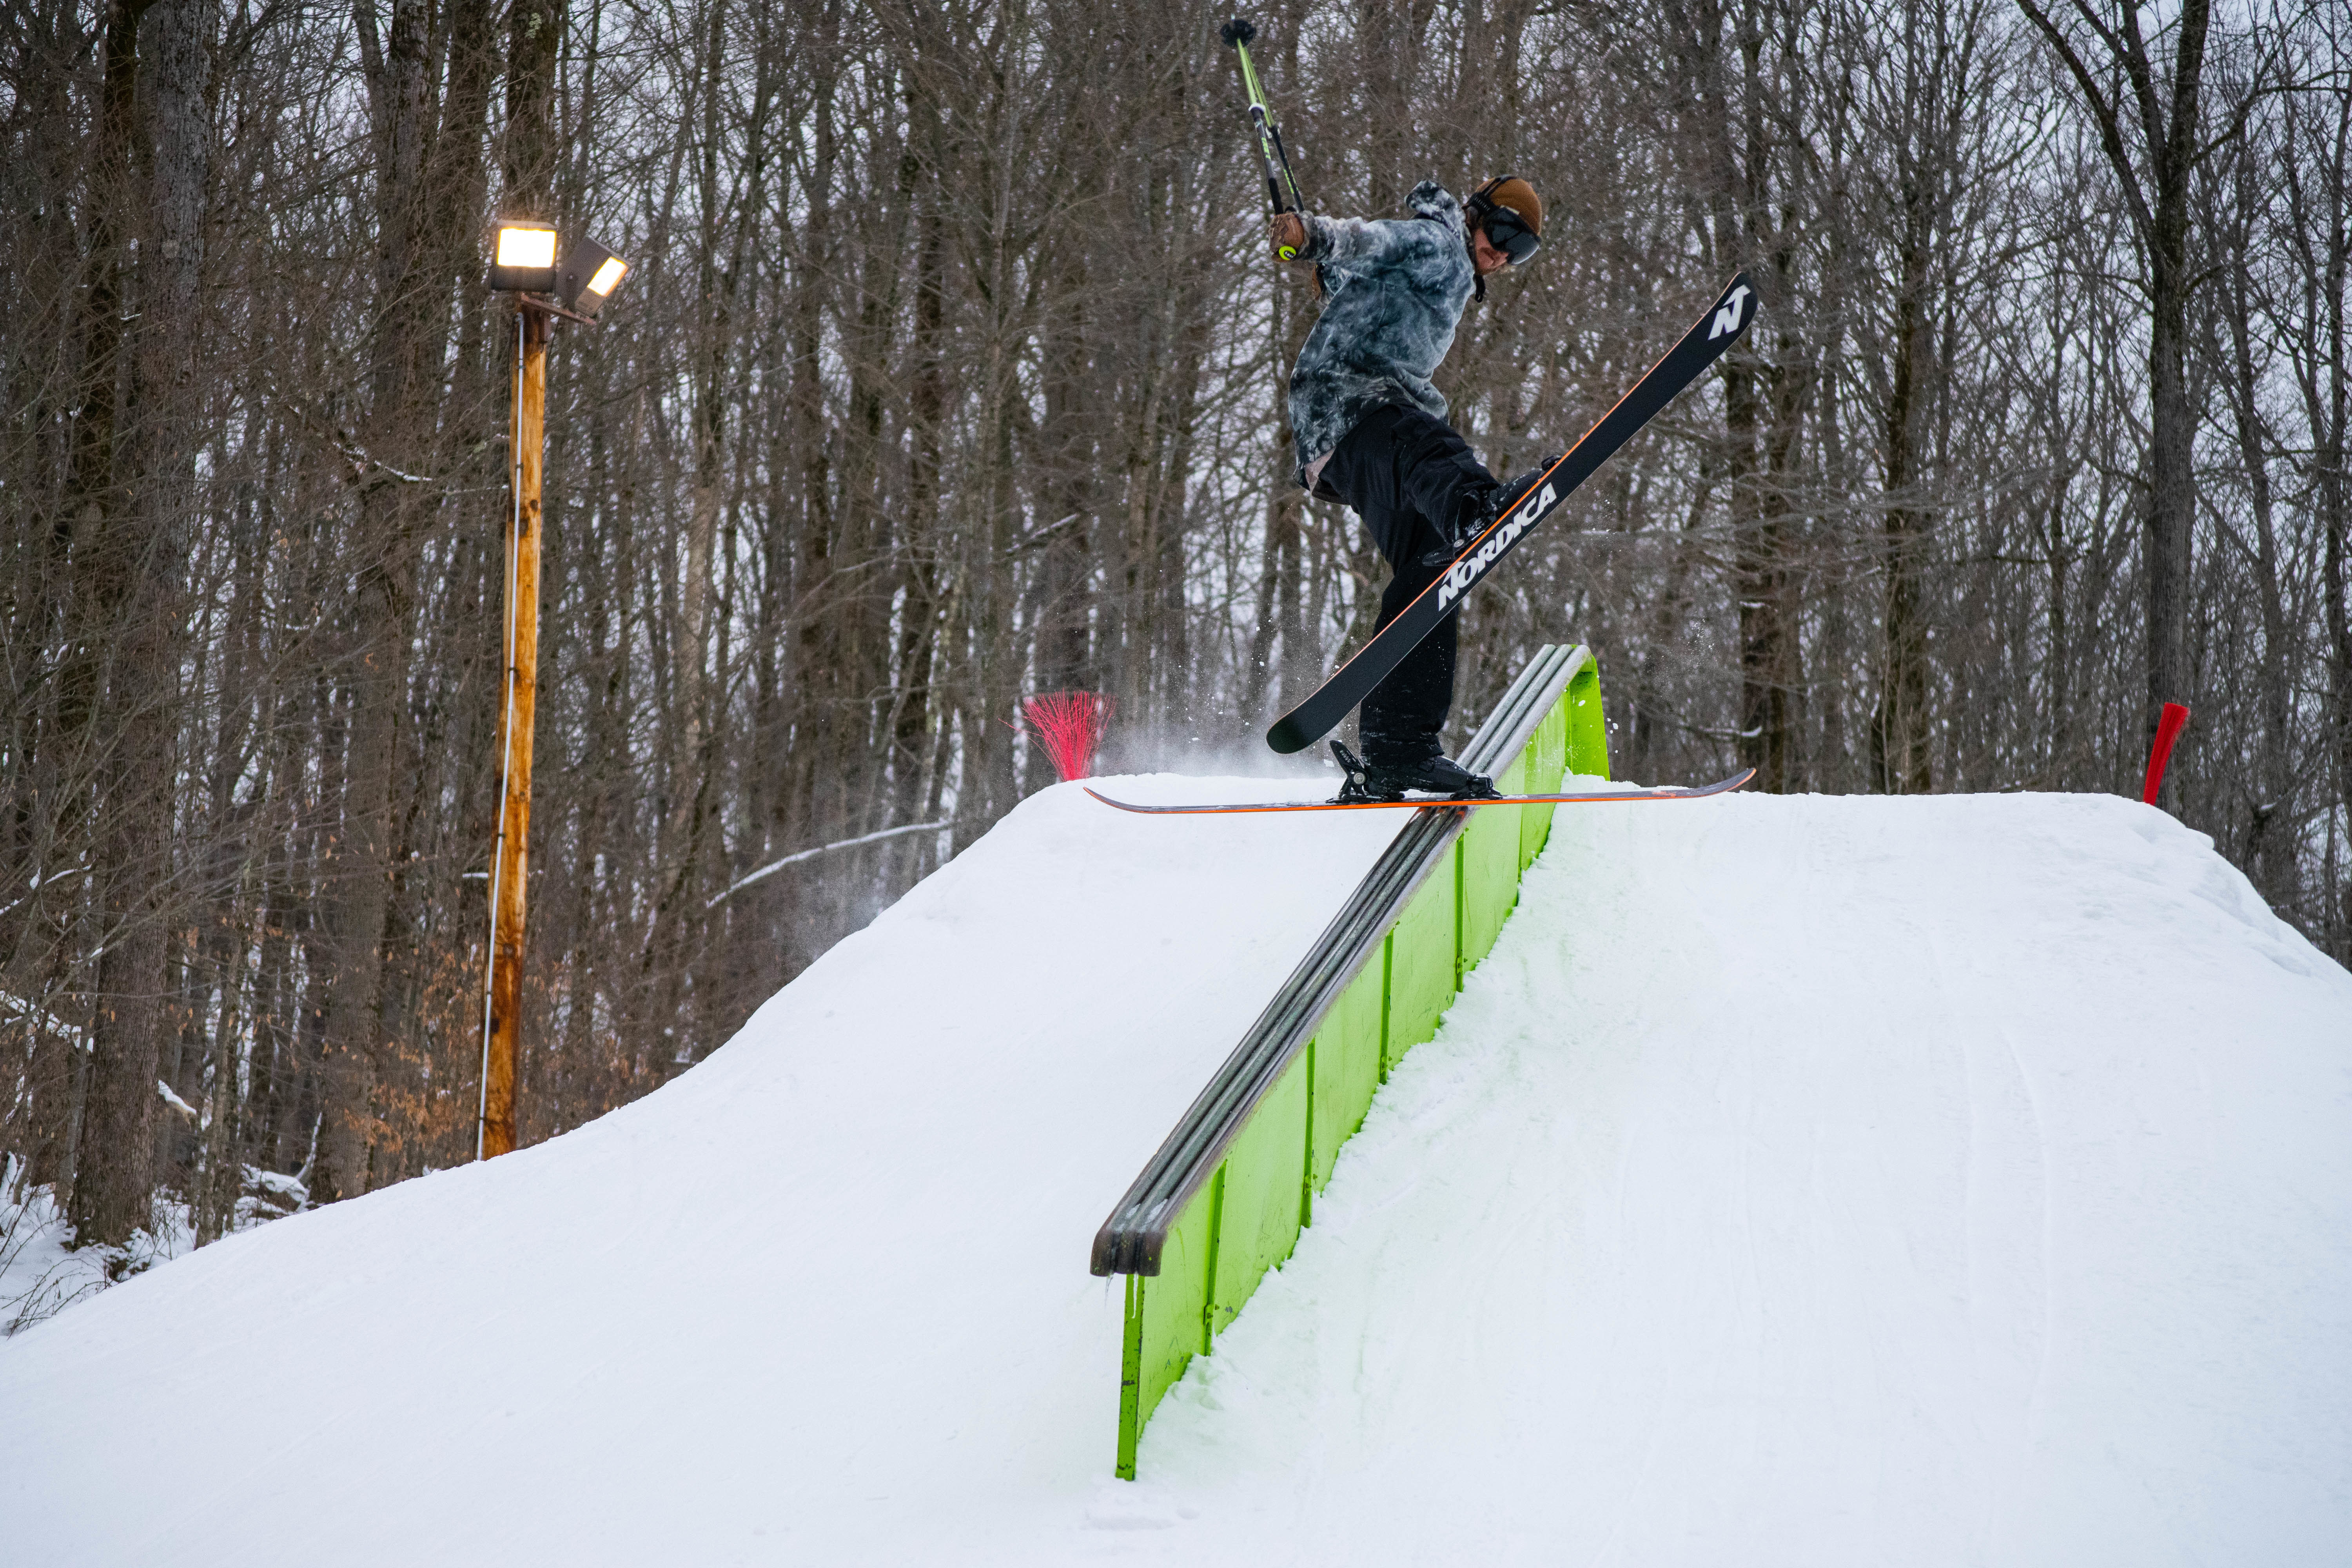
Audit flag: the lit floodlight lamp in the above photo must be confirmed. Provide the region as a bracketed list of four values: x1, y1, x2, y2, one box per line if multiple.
[489, 220, 559, 292]
[557, 234, 630, 320]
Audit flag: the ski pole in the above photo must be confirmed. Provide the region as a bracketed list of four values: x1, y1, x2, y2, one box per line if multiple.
[1221, 15, 1307, 256]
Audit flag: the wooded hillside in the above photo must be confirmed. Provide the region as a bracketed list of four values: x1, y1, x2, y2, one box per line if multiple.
[4, 0, 2347, 1268]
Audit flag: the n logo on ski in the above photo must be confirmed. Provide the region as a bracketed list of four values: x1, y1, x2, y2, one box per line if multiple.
[1707, 283, 1752, 340]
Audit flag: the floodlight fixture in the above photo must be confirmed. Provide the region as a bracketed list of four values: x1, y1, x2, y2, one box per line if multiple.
[557, 234, 630, 320]
[490, 221, 559, 292]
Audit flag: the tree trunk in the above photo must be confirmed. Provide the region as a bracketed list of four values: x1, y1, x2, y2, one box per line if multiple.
[1873, 196, 1936, 796]
[2015, 0, 2213, 805]
[64, 0, 171, 1249]
[318, 0, 442, 1203]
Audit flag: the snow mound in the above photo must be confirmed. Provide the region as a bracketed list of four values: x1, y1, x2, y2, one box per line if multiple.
[4, 787, 2347, 1566]
[1142, 792, 2352, 1564]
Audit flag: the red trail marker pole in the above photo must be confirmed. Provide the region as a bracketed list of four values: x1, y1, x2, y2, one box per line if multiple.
[2141, 702, 2191, 805]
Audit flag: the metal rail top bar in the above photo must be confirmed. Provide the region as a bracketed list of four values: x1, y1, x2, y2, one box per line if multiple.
[1089, 645, 1590, 1278]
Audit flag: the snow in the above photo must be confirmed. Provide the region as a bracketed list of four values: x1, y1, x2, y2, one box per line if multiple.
[1140, 791, 2352, 1563]
[0, 1164, 304, 1338]
[154, 1078, 198, 1119]
[0, 1184, 138, 1334]
[4, 781, 2348, 1564]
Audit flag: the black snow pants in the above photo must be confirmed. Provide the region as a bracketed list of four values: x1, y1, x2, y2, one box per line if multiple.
[1314, 403, 1497, 764]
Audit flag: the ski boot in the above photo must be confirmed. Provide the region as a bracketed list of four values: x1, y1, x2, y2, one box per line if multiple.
[1448, 459, 1563, 553]
[1331, 740, 1501, 803]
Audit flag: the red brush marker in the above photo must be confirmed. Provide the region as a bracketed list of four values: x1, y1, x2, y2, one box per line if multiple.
[1019, 691, 1116, 783]
[2141, 702, 2190, 805]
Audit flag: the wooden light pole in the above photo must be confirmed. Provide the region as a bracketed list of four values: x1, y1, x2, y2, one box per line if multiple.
[475, 222, 629, 1162]
[478, 301, 548, 1161]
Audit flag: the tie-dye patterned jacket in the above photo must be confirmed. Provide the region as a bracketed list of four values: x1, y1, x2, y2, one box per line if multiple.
[1286, 181, 1475, 491]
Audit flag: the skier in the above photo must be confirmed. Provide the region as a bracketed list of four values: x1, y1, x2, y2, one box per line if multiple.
[1272, 174, 1551, 800]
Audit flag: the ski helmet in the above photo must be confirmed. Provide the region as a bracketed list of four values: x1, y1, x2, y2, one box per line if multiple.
[1466, 175, 1543, 264]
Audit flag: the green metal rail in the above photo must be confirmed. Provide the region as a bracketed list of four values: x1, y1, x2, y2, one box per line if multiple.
[1090, 645, 1612, 1477]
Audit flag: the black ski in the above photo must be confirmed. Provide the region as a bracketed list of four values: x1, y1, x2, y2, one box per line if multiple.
[1084, 768, 1753, 815]
[1266, 271, 1760, 755]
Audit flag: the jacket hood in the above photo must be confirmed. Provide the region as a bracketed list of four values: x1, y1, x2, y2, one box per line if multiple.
[1405, 181, 1465, 237]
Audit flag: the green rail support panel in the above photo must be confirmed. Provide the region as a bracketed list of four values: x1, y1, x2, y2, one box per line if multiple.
[1093, 645, 1613, 1479]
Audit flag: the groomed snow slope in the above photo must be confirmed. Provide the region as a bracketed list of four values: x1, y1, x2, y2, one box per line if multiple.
[0, 776, 1399, 1566]
[5, 783, 2349, 1565]
[1137, 791, 2352, 1564]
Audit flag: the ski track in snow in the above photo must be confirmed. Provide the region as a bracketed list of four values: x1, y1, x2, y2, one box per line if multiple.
[3, 783, 2348, 1565]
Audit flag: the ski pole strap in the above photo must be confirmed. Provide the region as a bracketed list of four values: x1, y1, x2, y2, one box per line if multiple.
[1258, 82, 1305, 215]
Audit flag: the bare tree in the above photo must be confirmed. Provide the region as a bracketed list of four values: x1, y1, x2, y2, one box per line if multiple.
[2014, 0, 2221, 803]
[5, 0, 2348, 1309]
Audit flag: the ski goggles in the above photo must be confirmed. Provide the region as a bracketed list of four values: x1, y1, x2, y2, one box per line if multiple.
[1480, 205, 1542, 265]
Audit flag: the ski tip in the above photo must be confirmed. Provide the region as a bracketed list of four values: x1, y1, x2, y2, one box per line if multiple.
[1709, 271, 1760, 347]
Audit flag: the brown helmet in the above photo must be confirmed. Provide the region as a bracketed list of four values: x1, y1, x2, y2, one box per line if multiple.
[1467, 175, 1543, 264]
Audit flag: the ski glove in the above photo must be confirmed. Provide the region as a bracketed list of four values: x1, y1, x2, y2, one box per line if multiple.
[1269, 213, 1310, 263]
